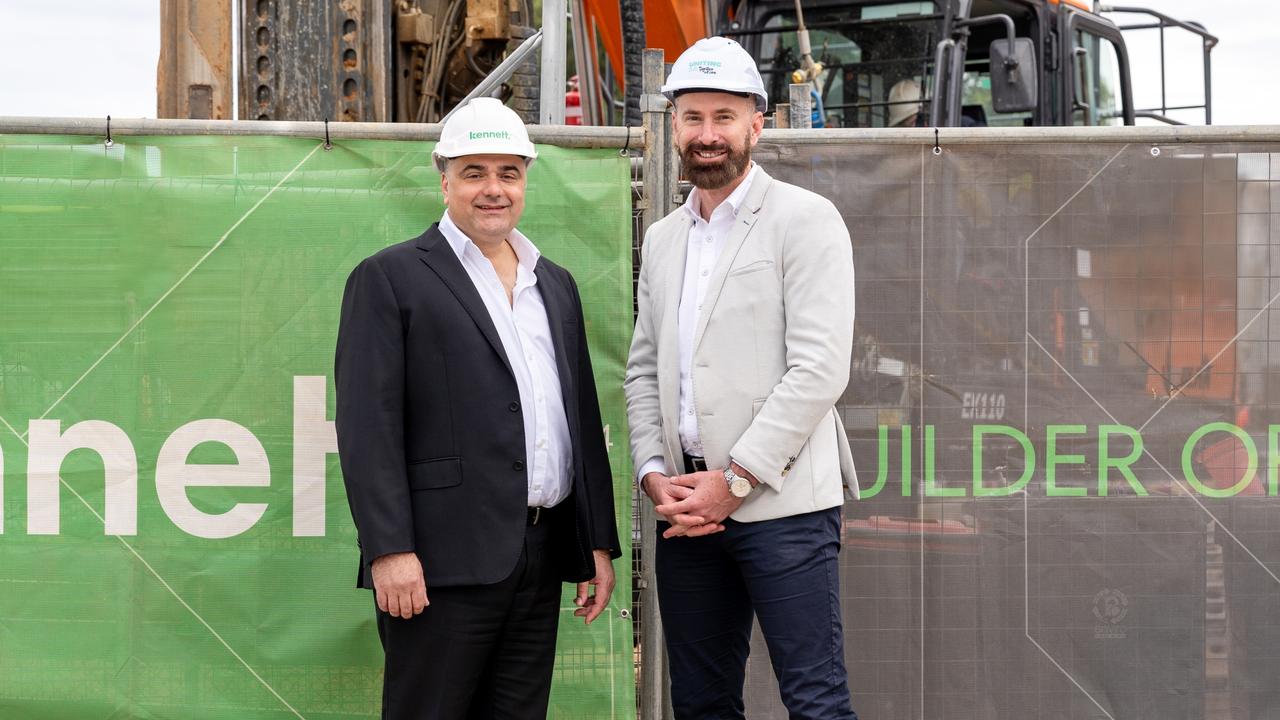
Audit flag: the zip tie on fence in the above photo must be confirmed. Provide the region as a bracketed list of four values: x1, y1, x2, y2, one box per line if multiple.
[105, 115, 113, 148]
[323, 118, 332, 150]
[932, 127, 941, 156]
[620, 121, 632, 157]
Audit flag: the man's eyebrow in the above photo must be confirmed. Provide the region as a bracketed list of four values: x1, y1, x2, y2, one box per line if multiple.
[459, 163, 522, 174]
[682, 107, 738, 117]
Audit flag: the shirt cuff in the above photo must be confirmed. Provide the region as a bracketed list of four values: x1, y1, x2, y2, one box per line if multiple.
[636, 456, 666, 491]
[729, 457, 767, 490]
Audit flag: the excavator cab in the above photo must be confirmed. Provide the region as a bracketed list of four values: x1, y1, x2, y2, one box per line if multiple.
[707, 0, 1211, 128]
[719, 0, 950, 128]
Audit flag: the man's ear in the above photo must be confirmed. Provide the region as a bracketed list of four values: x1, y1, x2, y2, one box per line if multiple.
[749, 110, 765, 146]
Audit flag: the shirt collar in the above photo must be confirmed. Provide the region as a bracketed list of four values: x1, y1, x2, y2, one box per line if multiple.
[440, 210, 542, 272]
[682, 162, 759, 223]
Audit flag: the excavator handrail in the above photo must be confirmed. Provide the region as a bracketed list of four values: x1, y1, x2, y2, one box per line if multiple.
[1100, 6, 1219, 49]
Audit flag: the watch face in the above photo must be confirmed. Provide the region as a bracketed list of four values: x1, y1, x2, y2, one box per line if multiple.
[729, 477, 752, 497]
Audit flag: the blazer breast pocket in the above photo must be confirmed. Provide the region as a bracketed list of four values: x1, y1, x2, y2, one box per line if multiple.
[407, 457, 463, 490]
[727, 260, 775, 278]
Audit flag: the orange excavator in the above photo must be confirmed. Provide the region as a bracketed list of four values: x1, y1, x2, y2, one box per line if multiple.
[210, 1, 1212, 129]
[579, 0, 1215, 127]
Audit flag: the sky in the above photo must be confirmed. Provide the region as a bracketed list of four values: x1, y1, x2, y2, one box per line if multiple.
[0, 0, 1276, 126]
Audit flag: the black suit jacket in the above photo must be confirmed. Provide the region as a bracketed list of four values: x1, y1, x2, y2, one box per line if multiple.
[335, 224, 621, 588]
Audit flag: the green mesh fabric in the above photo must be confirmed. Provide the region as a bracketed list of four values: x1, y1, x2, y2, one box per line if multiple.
[0, 133, 635, 720]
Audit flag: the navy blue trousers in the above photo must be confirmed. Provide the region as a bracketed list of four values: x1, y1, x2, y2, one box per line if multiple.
[656, 507, 857, 720]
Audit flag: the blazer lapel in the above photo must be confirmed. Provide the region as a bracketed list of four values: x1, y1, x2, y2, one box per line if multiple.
[416, 225, 514, 376]
[657, 217, 693, 432]
[692, 170, 773, 352]
[534, 260, 578, 419]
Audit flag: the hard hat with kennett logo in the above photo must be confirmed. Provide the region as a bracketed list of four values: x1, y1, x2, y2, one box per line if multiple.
[661, 37, 768, 112]
[432, 97, 538, 166]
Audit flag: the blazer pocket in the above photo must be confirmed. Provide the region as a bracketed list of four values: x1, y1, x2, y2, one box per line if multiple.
[727, 260, 775, 278]
[407, 457, 463, 490]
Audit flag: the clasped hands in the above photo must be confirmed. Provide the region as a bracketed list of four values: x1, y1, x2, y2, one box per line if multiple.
[643, 464, 755, 539]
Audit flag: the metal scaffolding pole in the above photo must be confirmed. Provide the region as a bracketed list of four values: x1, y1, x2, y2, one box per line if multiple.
[639, 47, 677, 720]
[540, 0, 567, 124]
[0, 116, 645, 148]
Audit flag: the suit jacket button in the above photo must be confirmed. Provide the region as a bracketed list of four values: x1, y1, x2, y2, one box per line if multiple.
[509, 401, 521, 412]
[513, 460, 525, 471]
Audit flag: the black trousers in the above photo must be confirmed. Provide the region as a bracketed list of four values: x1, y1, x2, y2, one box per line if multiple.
[376, 519, 561, 720]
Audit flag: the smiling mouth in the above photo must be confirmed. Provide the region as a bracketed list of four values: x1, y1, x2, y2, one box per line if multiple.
[692, 149, 728, 161]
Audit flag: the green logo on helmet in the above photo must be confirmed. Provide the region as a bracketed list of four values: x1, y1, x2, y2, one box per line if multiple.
[468, 130, 513, 140]
[688, 60, 722, 70]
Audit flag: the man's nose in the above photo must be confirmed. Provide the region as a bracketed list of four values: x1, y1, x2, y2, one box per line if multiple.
[480, 174, 503, 197]
[696, 120, 719, 145]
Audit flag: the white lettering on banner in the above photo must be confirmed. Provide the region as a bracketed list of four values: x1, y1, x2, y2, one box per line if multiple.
[156, 419, 270, 539]
[28, 420, 139, 535]
[3, 376, 340, 538]
[293, 375, 336, 536]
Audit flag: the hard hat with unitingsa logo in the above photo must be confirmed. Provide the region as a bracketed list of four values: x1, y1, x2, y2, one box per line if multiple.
[432, 97, 538, 167]
[661, 37, 768, 112]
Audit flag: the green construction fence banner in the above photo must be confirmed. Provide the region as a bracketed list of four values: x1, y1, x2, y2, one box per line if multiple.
[0, 133, 636, 719]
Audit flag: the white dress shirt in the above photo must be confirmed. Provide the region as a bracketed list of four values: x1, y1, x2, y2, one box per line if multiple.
[637, 164, 760, 483]
[440, 211, 572, 508]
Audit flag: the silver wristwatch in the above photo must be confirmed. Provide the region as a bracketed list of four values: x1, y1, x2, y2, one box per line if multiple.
[725, 466, 753, 498]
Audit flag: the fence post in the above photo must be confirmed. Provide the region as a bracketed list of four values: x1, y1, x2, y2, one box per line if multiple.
[539, 0, 567, 124]
[639, 47, 676, 720]
[789, 83, 813, 129]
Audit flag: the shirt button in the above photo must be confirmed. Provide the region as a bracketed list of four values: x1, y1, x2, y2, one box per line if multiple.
[513, 460, 525, 471]
[701, 269, 709, 276]
[509, 402, 520, 412]
[537, 439, 546, 448]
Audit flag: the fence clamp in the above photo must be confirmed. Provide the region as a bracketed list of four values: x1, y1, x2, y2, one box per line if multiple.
[323, 118, 332, 151]
[620, 121, 632, 157]
[932, 128, 941, 156]
[104, 115, 113, 148]
[641, 93, 670, 113]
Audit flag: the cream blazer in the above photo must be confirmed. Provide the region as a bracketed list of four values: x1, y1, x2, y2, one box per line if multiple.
[624, 168, 858, 523]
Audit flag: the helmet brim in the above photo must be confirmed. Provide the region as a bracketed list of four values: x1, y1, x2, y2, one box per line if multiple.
[662, 87, 767, 113]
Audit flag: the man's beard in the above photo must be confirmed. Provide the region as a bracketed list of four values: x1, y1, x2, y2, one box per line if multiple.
[679, 134, 751, 190]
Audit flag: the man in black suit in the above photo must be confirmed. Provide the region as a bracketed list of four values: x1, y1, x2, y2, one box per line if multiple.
[335, 97, 620, 720]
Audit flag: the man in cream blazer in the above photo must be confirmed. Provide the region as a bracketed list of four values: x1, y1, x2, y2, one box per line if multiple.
[624, 37, 859, 720]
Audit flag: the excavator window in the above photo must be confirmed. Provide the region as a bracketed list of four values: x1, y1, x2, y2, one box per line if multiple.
[742, 2, 945, 128]
[1071, 29, 1124, 126]
[957, 1, 1041, 127]
[961, 63, 1029, 127]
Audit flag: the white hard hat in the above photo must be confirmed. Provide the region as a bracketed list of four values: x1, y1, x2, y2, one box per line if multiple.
[887, 79, 922, 127]
[432, 97, 537, 167]
[661, 37, 768, 112]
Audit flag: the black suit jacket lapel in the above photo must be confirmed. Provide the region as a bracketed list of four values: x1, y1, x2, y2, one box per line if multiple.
[535, 260, 579, 428]
[416, 224, 514, 377]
